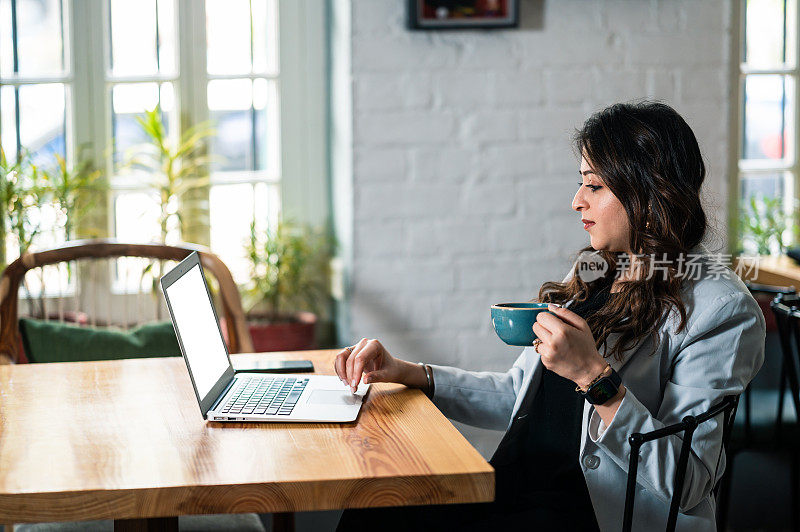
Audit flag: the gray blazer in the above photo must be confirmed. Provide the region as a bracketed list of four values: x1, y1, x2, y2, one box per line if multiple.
[430, 248, 765, 531]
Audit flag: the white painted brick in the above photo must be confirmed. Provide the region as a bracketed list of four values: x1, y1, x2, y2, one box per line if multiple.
[461, 183, 516, 216]
[452, 34, 520, 70]
[488, 217, 547, 253]
[356, 183, 460, 220]
[352, 34, 459, 72]
[592, 69, 648, 106]
[408, 219, 490, 257]
[412, 147, 476, 182]
[355, 73, 432, 111]
[457, 258, 524, 290]
[493, 71, 544, 106]
[545, 69, 589, 105]
[625, 33, 725, 67]
[351, 0, 404, 37]
[518, 177, 581, 219]
[354, 148, 408, 183]
[355, 111, 455, 144]
[433, 71, 494, 108]
[519, 32, 625, 69]
[541, 1, 603, 32]
[600, 0, 657, 34]
[520, 107, 588, 141]
[355, 219, 405, 258]
[461, 110, 518, 143]
[480, 143, 544, 177]
[680, 68, 726, 102]
[681, 0, 726, 33]
[655, 0, 681, 32]
[438, 293, 495, 330]
[544, 140, 581, 174]
[646, 68, 678, 101]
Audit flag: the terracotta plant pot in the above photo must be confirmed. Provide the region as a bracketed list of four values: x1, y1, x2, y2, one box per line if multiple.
[246, 311, 318, 352]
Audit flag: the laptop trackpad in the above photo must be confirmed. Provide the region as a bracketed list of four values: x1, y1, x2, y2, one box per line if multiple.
[307, 389, 361, 406]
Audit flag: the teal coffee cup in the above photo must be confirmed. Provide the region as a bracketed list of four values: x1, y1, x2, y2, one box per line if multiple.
[491, 302, 554, 346]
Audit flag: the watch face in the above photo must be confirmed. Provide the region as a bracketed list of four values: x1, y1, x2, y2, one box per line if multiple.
[586, 378, 618, 405]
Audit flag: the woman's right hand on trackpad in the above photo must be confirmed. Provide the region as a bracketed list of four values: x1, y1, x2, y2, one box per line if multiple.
[333, 338, 427, 393]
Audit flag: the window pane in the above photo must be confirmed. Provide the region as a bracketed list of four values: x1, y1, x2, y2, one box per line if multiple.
[745, 0, 793, 68]
[210, 183, 256, 283]
[743, 74, 794, 161]
[157, 0, 177, 75]
[739, 172, 793, 253]
[0, 85, 18, 160]
[206, 0, 252, 75]
[111, 82, 176, 170]
[110, 0, 158, 76]
[208, 79, 253, 171]
[0, 0, 65, 77]
[253, 77, 277, 173]
[0, 1, 13, 76]
[252, 0, 278, 74]
[114, 191, 162, 243]
[19, 83, 66, 166]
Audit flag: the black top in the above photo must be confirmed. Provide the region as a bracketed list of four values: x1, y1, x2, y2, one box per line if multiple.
[488, 283, 615, 530]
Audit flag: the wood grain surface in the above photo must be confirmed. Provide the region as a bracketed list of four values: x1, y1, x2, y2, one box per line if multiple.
[734, 254, 800, 288]
[0, 350, 494, 523]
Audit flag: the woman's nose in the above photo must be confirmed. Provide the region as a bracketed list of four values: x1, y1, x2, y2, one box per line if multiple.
[572, 189, 588, 212]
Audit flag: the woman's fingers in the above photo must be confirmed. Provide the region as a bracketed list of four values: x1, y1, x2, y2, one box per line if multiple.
[350, 339, 381, 392]
[334, 346, 353, 383]
[345, 338, 370, 389]
[532, 320, 553, 343]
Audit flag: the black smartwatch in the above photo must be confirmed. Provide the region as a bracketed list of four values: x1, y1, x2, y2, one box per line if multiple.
[580, 367, 622, 405]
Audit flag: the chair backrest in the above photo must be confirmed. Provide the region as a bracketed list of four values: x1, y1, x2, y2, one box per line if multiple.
[0, 239, 253, 364]
[622, 395, 739, 532]
[769, 293, 800, 439]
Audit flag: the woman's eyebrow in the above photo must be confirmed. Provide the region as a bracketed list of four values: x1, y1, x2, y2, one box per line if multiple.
[579, 170, 596, 176]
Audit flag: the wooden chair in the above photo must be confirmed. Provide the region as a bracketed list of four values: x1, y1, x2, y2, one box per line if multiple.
[622, 395, 739, 532]
[0, 239, 253, 365]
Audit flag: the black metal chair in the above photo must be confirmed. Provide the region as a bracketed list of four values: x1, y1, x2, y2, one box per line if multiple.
[622, 395, 739, 532]
[768, 292, 800, 530]
[716, 284, 800, 531]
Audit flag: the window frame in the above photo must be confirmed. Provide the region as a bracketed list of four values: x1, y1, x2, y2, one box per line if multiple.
[733, 0, 800, 255]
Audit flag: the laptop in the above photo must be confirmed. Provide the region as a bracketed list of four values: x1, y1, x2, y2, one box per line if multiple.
[160, 251, 369, 423]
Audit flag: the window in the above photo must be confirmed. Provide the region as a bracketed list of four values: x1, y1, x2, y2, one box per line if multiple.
[0, 0, 70, 256]
[737, 0, 798, 254]
[0, 0, 326, 290]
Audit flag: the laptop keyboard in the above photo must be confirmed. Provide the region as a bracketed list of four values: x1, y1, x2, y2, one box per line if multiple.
[220, 376, 309, 416]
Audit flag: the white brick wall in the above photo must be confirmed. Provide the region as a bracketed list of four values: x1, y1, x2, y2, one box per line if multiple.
[340, 0, 734, 457]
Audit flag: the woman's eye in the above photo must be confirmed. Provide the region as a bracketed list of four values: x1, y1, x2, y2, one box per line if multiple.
[577, 181, 602, 192]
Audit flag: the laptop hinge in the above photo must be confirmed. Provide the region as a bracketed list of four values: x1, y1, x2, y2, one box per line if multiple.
[208, 376, 237, 414]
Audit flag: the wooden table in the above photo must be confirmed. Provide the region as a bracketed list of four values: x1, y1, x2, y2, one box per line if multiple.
[0, 350, 493, 531]
[734, 254, 800, 287]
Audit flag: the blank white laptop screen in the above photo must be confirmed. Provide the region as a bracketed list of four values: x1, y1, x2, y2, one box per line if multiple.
[164, 264, 229, 399]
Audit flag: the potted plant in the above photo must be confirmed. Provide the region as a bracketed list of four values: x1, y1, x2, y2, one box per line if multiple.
[738, 194, 797, 256]
[240, 218, 334, 352]
[127, 105, 214, 244]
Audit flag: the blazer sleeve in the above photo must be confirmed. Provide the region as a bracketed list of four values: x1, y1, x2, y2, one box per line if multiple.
[587, 290, 766, 511]
[428, 349, 529, 431]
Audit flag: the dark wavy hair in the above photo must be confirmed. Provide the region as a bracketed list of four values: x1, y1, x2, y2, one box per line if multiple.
[537, 101, 707, 361]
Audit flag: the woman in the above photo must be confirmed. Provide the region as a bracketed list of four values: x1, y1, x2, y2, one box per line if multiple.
[334, 101, 765, 531]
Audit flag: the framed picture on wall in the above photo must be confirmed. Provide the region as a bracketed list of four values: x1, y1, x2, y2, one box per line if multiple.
[408, 0, 519, 30]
